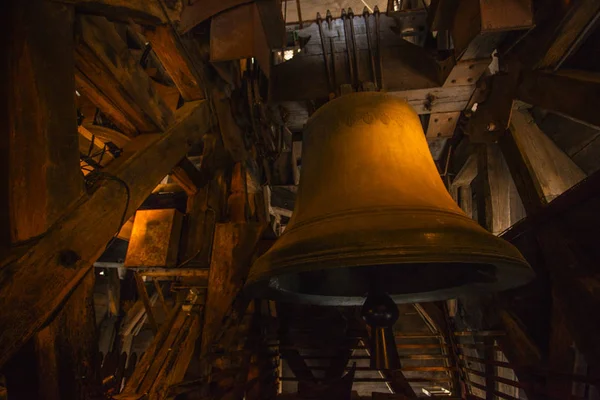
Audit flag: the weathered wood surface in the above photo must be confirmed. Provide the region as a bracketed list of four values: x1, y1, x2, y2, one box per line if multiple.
[144, 25, 204, 102]
[508, 108, 585, 205]
[1, 0, 83, 245]
[0, 101, 211, 367]
[516, 70, 600, 130]
[117, 305, 202, 400]
[475, 144, 524, 235]
[133, 272, 158, 334]
[201, 222, 264, 354]
[533, 0, 600, 69]
[75, 15, 174, 134]
[51, 0, 182, 26]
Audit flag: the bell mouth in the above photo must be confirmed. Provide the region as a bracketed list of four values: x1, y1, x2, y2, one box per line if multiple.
[246, 260, 530, 306]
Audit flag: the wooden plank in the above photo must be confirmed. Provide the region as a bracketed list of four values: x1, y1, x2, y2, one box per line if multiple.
[0, 101, 211, 367]
[516, 70, 600, 130]
[134, 272, 158, 334]
[146, 311, 202, 399]
[389, 85, 476, 114]
[1, 0, 84, 245]
[144, 25, 204, 101]
[51, 0, 182, 25]
[75, 15, 174, 133]
[118, 303, 185, 396]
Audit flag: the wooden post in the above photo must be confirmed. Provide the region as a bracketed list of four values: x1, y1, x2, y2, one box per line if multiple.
[1, 0, 84, 246]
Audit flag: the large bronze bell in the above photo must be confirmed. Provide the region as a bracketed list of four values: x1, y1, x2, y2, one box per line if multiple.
[246, 93, 533, 305]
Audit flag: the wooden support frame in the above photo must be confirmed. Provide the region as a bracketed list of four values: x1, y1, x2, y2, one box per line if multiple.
[0, 101, 211, 367]
[75, 15, 174, 134]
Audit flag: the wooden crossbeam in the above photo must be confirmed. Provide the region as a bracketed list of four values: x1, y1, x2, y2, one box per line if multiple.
[0, 100, 211, 367]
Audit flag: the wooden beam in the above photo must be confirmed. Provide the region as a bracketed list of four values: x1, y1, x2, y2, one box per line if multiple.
[201, 222, 264, 354]
[0, 100, 211, 367]
[144, 25, 205, 101]
[389, 85, 476, 115]
[1, 0, 84, 245]
[535, 0, 600, 69]
[117, 303, 202, 399]
[50, 0, 182, 26]
[171, 157, 206, 196]
[505, 107, 585, 210]
[75, 15, 174, 134]
[134, 272, 158, 334]
[516, 70, 600, 130]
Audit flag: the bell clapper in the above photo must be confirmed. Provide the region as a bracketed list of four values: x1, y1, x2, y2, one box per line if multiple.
[361, 290, 401, 370]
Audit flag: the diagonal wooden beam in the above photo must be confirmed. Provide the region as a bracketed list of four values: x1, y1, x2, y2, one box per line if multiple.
[0, 100, 211, 367]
